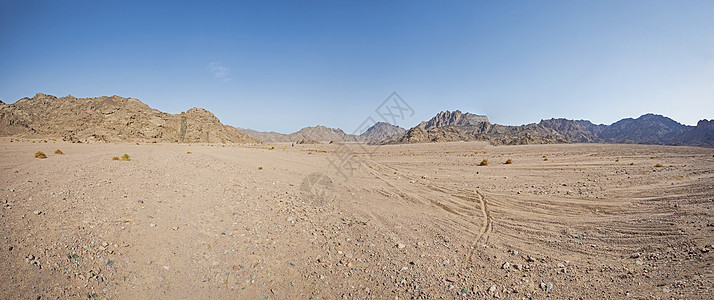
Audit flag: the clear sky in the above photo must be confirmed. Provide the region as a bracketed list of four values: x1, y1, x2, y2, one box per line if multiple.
[1, 0, 712, 133]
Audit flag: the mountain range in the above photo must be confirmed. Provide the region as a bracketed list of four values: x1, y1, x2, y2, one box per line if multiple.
[0, 94, 711, 146]
[397, 110, 712, 146]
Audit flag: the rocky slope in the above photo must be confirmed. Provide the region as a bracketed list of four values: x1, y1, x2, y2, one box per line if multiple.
[672, 119, 714, 146]
[359, 122, 406, 144]
[0, 93, 258, 144]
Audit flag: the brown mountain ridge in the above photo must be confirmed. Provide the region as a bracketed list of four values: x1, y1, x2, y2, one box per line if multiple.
[0, 93, 258, 144]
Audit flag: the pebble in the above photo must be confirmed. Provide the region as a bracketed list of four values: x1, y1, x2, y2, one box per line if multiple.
[630, 252, 641, 259]
[546, 282, 553, 292]
[488, 284, 497, 293]
[445, 276, 457, 282]
[33, 210, 41, 215]
[163, 265, 170, 270]
[501, 262, 510, 269]
[150, 223, 156, 227]
[397, 243, 406, 249]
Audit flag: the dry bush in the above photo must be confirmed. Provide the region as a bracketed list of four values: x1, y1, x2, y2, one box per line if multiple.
[478, 159, 489, 166]
[112, 156, 120, 160]
[654, 163, 664, 168]
[187, 151, 192, 154]
[34, 151, 47, 159]
[54, 149, 64, 154]
[544, 158, 548, 161]
[504, 159, 513, 164]
[121, 154, 131, 161]
[268, 146, 275, 150]
[258, 166, 263, 170]
[136, 142, 140, 145]
[615, 159, 619, 162]
[630, 162, 635, 165]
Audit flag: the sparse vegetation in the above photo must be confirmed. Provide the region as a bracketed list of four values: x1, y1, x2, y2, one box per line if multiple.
[34, 151, 47, 159]
[630, 162, 635, 165]
[187, 151, 192, 154]
[478, 159, 489, 166]
[615, 159, 619, 162]
[136, 142, 140, 145]
[268, 146, 275, 150]
[121, 154, 131, 161]
[544, 158, 548, 161]
[54, 149, 64, 154]
[258, 166, 263, 170]
[112, 156, 120, 160]
[505, 159, 513, 164]
[654, 163, 664, 168]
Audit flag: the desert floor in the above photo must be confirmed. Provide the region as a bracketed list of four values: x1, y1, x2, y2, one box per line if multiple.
[1, 139, 712, 299]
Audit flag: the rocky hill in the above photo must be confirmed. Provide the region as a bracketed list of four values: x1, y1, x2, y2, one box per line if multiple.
[397, 110, 565, 145]
[359, 122, 406, 144]
[422, 110, 489, 129]
[238, 125, 361, 143]
[0, 93, 258, 144]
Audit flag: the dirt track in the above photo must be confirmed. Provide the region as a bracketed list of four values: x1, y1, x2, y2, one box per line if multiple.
[1, 140, 712, 299]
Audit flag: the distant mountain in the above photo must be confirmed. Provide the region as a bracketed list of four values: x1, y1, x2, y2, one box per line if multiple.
[0, 93, 258, 144]
[359, 122, 406, 144]
[238, 125, 361, 143]
[396, 111, 712, 146]
[598, 113, 691, 144]
[422, 110, 489, 130]
[673, 120, 714, 146]
[397, 111, 565, 145]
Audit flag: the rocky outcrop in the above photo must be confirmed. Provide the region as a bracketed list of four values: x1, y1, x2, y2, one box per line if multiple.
[0, 93, 258, 144]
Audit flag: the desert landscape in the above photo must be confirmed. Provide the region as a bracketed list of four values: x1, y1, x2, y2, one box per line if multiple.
[1, 138, 712, 299]
[2, 1, 713, 299]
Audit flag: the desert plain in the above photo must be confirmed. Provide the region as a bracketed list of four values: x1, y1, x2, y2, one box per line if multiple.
[0, 139, 712, 299]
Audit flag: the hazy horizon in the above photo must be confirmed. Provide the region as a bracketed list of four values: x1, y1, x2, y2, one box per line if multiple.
[1, 1, 712, 133]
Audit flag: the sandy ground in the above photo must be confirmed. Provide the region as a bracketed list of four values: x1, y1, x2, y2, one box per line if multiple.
[1, 139, 712, 299]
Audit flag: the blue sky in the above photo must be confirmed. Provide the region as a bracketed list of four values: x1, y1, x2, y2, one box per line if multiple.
[1, 0, 712, 133]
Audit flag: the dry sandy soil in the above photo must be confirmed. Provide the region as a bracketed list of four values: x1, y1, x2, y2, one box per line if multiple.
[1, 139, 712, 299]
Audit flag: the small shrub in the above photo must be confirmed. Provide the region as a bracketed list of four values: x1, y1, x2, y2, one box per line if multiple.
[615, 159, 619, 162]
[258, 166, 263, 170]
[478, 159, 489, 166]
[630, 162, 635, 165]
[54, 149, 64, 154]
[34, 151, 47, 159]
[112, 156, 120, 160]
[268, 146, 275, 150]
[650, 156, 655, 159]
[121, 154, 131, 161]
[187, 151, 192, 154]
[544, 158, 548, 161]
[136, 142, 140, 145]
[504, 159, 513, 164]
[654, 163, 664, 168]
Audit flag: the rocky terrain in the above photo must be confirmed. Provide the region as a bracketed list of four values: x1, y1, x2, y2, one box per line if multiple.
[397, 111, 567, 145]
[359, 122, 406, 144]
[0, 93, 258, 144]
[397, 110, 713, 146]
[1, 140, 711, 298]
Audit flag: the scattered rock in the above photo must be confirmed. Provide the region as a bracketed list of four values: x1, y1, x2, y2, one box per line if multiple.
[501, 262, 510, 269]
[33, 210, 41, 215]
[396, 242, 406, 249]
